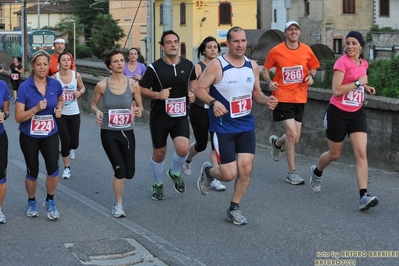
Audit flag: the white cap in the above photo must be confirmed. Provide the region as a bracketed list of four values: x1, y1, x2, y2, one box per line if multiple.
[285, 21, 300, 31]
[53, 38, 66, 44]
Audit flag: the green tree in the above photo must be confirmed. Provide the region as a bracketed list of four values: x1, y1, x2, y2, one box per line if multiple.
[68, 0, 109, 39]
[91, 14, 126, 58]
[54, 18, 84, 54]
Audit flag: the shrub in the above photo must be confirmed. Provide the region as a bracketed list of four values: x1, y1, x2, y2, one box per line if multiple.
[76, 45, 92, 59]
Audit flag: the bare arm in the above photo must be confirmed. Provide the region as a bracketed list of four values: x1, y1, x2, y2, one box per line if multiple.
[91, 80, 105, 126]
[332, 70, 368, 96]
[15, 101, 46, 123]
[75, 72, 86, 99]
[130, 80, 143, 118]
[251, 62, 278, 110]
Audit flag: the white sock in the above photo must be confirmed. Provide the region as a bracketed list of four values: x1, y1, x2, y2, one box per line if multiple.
[150, 158, 164, 184]
[171, 151, 188, 174]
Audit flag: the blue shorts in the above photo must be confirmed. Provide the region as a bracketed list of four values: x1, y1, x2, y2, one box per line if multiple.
[210, 130, 256, 164]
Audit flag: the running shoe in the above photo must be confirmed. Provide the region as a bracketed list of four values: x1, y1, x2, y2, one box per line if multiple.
[269, 135, 281, 162]
[62, 168, 71, 179]
[26, 200, 39, 218]
[181, 162, 192, 175]
[197, 161, 214, 195]
[309, 165, 321, 192]
[167, 169, 185, 193]
[226, 206, 248, 225]
[0, 211, 6, 224]
[287, 170, 305, 185]
[112, 203, 126, 218]
[43, 199, 60, 220]
[211, 179, 226, 191]
[152, 183, 164, 201]
[69, 149, 76, 160]
[359, 193, 379, 211]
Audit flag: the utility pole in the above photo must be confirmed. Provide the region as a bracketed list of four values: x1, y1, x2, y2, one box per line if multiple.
[163, 0, 173, 31]
[21, 0, 28, 73]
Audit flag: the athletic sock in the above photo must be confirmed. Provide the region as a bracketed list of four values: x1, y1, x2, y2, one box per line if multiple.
[150, 158, 164, 184]
[359, 189, 367, 199]
[46, 194, 54, 201]
[314, 167, 323, 177]
[229, 202, 239, 212]
[171, 151, 187, 174]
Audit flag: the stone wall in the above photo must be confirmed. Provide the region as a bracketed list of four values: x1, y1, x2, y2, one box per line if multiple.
[3, 73, 399, 172]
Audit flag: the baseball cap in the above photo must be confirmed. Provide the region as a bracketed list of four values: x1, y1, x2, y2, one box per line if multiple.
[285, 21, 300, 31]
[53, 37, 66, 44]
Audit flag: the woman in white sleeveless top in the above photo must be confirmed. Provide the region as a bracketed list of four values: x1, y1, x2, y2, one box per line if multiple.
[53, 52, 85, 179]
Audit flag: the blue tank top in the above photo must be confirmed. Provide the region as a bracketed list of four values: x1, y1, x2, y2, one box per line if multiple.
[209, 55, 255, 133]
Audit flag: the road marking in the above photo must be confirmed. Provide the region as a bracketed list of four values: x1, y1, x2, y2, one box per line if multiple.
[10, 159, 206, 266]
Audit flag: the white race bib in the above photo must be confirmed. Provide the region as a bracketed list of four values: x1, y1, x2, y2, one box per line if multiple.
[30, 115, 54, 135]
[165, 97, 186, 117]
[282, 65, 304, 84]
[342, 86, 364, 107]
[108, 109, 132, 128]
[230, 93, 252, 118]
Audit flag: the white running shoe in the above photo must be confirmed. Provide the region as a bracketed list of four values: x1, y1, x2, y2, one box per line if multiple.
[112, 203, 126, 218]
[0, 211, 6, 224]
[62, 168, 71, 179]
[210, 179, 226, 191]
[181, 162, 192, 175]
[69, 149, 76, 160]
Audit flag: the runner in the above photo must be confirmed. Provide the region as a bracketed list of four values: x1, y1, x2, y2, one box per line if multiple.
[194, 26, 278, 225]
[140, 30, 196, 200]
[123, 47, 147, 81]
[263, 21, 320, 185]
[0, 79, 10, 223]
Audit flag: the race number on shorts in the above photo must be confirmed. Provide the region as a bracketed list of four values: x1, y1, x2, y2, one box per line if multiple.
[282, 65, 304, 84]
[230, 93, 252, 118]
[11, 73, 19, 80]
[108, 109, 132, 128]
[30, 115, 54, 135]
[165, 97, 186, 117]
[342, 86, 364, 107]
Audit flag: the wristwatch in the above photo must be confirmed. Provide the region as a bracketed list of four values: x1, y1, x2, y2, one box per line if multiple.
[354, 80, 361, 87]
[209, 99, 216, 106]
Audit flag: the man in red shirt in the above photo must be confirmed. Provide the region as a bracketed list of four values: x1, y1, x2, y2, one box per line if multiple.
[48, 37, 75, 76]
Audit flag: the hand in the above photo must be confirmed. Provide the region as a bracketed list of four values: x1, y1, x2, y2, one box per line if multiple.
[96, 110, 103, 126]
[213, 101, 228, 117]
[55, 107, 62, 118]
[74, 91, 82, 99]
[366, 86, 376, 95]
[132, 106, 143, 118]
[268, 81, 279, 91]
[158, 87, 171, 100]
[38, 99, 47, 110]
[188, 91, 195, 103]
[266, 96, 278, 110]
[133, 74, 141, 80]
[305, 75, 314, 86]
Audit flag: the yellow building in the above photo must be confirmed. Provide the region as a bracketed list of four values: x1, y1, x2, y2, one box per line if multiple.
[109, 0, 148, 52]
[153, 0, 257, 61]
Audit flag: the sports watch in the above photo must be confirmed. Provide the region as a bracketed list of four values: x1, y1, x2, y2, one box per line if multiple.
[354, 80, 361, 87]
[209, 99, 216, 106]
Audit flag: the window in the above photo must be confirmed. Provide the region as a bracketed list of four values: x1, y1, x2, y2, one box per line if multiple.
[343, 0, 355, 14]
[333, 38, 343, 54]
[181, 42, 186, 58]
[273, 9, 277, 23]
[160, 4, 163, 25]
[304, 0, 309, 16]
[180, 3, 186, 25]
[380, 0, 389, 16]
[219, 2, 232, 25]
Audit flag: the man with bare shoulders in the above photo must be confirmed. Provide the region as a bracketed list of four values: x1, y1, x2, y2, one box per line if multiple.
[193, 26, 278, 225]
[139, 30, 196, 200]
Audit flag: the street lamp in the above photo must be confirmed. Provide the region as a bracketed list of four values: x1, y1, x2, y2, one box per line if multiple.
[67, 20, 76, 60]
[37, 1, 50, 30]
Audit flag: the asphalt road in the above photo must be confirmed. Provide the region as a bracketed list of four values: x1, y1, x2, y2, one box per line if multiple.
[1, 99, 398, 266]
